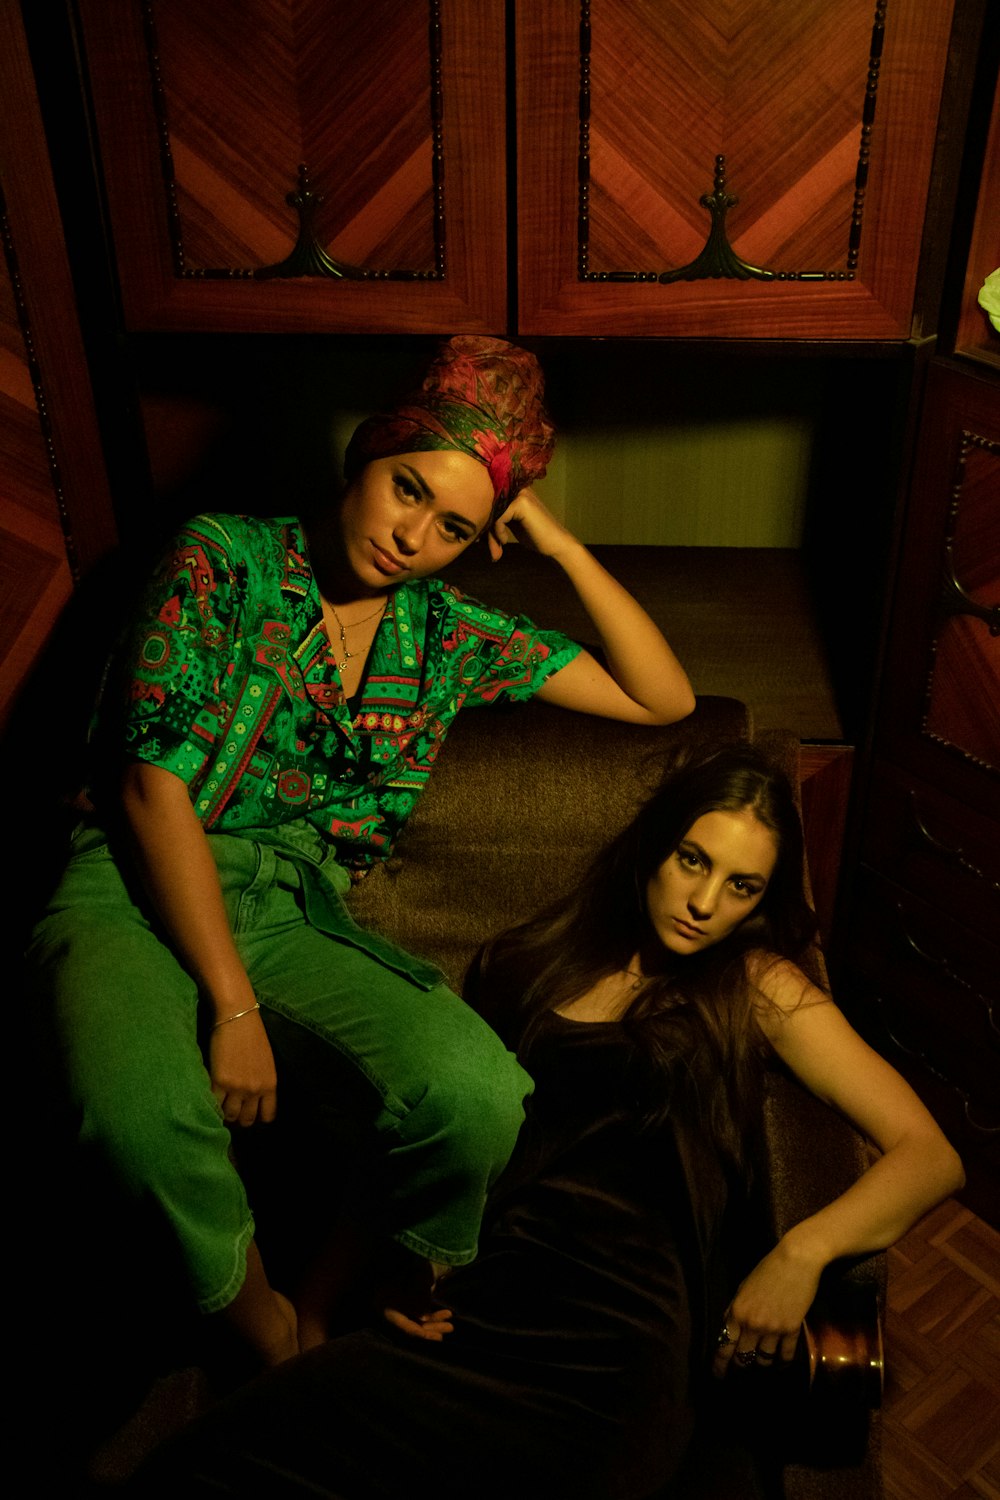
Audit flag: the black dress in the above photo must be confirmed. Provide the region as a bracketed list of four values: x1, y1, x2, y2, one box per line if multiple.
[134, 1013, 728, 1500]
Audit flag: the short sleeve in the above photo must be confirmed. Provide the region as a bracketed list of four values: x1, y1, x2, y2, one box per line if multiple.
[118, 517, 244, 787]
[469, 617, 581, 705]
[437, 591, 583, 708]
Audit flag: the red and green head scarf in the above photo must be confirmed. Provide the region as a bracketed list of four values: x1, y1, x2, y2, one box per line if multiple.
[344, 336, 555, 523]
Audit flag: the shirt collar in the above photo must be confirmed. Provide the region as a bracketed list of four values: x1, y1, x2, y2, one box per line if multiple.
[281, 518, 314, 598]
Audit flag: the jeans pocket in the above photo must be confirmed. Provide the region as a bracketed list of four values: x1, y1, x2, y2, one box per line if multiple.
[214, 837, 275, 934]
[67, 821, 113, 862]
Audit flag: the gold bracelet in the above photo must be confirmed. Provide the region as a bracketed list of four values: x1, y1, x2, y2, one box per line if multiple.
[212, 1001, 261, 1031]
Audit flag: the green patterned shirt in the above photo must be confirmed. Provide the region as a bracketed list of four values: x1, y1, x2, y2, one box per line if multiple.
[118, 513, 581, 869]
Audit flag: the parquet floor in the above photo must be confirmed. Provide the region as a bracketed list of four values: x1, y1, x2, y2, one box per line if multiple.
[882, 1199, 1000, 1500]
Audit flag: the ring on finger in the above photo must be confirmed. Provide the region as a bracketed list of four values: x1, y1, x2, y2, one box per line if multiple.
[717, 1323, 736, 1347]
[734, 1348, 758, 1367]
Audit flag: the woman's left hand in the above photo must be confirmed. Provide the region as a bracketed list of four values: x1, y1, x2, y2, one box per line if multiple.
[487, 487, 578, 563]
[713, 1239, 823, 1377]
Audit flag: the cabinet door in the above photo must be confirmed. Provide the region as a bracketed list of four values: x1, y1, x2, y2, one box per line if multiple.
[76, 0, 507, 334]
[847, 867, 1000, 1152]
[845, 357, 999, 1220]
[516, 0, 955, 338]
[877, 359, 1000, 807]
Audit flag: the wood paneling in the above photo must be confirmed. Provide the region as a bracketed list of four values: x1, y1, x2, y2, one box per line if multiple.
[75, 0, 508, 333]
[155, 3, 437, 272]
[876, 361, 1000, 798]
[921, 432, 1000, 770]
[843, 358, 1000, 1225]
[517, 0, 956, 338]
[0, 1, 117, 731]
[847, 869, 998, 1136]
[861, 762, 1000, 936]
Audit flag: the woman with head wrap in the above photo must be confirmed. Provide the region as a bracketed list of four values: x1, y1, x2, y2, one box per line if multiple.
[27, 337, 694, 1371]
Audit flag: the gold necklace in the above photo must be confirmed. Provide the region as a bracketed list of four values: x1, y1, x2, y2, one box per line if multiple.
[326, 598, 386, 671]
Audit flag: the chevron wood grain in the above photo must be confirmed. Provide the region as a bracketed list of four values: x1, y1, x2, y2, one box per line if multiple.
[517, 0, 957, 338]
[924, 612, 1000, 773]
[587, 0, 871, 269]
[0, 251, 74, 731]
[155, 0, 436, 272]
[0, 3, 117, 731]
[76, 0, 508, 332]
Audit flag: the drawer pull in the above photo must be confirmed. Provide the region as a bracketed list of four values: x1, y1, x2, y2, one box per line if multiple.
[895, 912, 943, 965]
[964, 1099, 1000, 1135]
[891, 906, 999, 1040]
[906, 794, 996, 890]
[874, 998, 1000, 1136]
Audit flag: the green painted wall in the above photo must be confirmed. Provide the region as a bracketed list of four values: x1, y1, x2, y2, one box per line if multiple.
[329, 344, 825, 548]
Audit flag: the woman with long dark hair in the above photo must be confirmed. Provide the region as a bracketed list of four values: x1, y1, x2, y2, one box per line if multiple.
[130, 743, 962, 1499]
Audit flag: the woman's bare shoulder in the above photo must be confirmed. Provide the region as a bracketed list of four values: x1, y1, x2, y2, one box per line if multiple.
[744, 950, 830, 1028]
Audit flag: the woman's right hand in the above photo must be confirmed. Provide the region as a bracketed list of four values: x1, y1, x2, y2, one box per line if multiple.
[712, 1237, 822, 1377]
[209, 1008, 278, 1126]
[119, 764, 280, 1126]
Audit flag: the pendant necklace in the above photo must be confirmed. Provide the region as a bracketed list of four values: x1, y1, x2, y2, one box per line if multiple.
[327, 598, 387, 671]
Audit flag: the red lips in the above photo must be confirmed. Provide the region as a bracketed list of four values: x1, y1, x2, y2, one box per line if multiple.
[672, 918, 705, 939]
[370, 544, 407, 576]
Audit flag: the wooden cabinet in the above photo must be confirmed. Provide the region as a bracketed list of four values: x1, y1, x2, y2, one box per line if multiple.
[515, 0, 956, 338]
[0, 1, 117, 730]
[837, 52, 999, 1222]
[72, 0, 958, 340]
[840, 359, 1000, 1217]
[74, 0, 509, 333]
[877, 361, 999, 794]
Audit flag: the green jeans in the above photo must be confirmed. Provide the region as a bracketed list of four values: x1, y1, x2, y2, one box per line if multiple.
[28, 825, 531, 1312]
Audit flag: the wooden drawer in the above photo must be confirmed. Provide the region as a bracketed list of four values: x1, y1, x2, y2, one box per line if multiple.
[860, 760, 1000, 933]
[844, 867, 999, 1133]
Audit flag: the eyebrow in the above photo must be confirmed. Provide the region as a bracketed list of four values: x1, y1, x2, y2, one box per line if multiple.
[678, 839, 769, 883]
[400, 463, 434, 500]
[400, 463, 480, 534]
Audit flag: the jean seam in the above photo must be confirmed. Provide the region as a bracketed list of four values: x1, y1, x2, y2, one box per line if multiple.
[230, 840, 273, 934]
